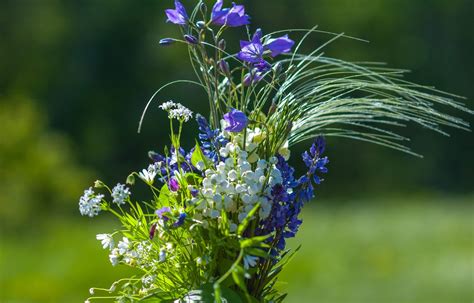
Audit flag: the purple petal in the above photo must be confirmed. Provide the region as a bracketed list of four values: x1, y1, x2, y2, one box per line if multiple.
[224, 13, 250, 27]
[175, 0, 188, 19]
[224, 109, 248, 132]
[265, 35, 295, 57]
[165, 0, 188, 25]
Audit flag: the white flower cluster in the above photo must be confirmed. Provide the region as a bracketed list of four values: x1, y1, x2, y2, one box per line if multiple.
[111, 183, 131, 205]
[159, 100, 193, 122]
[192, 142, 282, 230]
[79, 187, 104, 217]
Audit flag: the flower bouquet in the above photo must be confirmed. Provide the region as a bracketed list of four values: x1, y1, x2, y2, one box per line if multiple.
[80, 1, 471, 302]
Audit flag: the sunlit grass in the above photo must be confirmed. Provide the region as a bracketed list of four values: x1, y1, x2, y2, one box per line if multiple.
[1, 196, 472, 303]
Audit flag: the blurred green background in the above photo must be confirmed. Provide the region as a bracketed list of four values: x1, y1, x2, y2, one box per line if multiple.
[0, 0, 472, 302]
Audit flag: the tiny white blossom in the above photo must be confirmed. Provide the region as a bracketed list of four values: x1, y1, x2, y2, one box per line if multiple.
[243, 255, 259, 269]
[111, 183, 131, 205]
[79, 187, 103, 217]
[138, 165, 157, 184]
[118, 237, 131, 255]
[159, 100, 176, 111]
[109, 248, 120, 266]
[159, 249, 166, 262]
[96, 233, 114, 250]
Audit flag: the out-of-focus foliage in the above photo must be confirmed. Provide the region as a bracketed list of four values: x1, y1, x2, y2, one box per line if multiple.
[0, 96, 92, 229]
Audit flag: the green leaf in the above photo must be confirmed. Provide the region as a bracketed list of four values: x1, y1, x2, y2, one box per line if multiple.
[140, 290, 175, 302]
[231, 265, 249, 298]
[237, 204, 260, 236]
[191, 141, 208, 168]
[157, 184, 172, 207]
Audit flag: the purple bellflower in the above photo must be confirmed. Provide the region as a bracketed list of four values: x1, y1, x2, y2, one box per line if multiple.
[223, 109, 248, 132]
[238, 29, 295, 71]
[165, 0, 189, 25]
[211, 0, 250, 27]
[156, 206, 171, 221]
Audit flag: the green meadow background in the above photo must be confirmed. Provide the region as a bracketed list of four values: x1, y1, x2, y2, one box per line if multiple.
[0, 0, 473, 302]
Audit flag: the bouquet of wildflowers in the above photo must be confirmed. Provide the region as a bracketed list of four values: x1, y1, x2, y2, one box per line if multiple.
[80, 1, 471, 302]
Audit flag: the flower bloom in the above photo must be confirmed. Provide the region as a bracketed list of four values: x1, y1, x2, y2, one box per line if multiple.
[223, 109, 248, 132]
[165, 0, 188, 25]
[96, 233, 114, 250]
[79, 187, 103, 217]
[111, 183, 131, 205]
[238, 29, 295, 71]
[156, 207, 171, 221]
[211, 0, 250, 27]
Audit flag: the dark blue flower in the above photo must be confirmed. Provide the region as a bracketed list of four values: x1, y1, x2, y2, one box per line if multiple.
[184, 34, 198, 45]
[165, 0, 188, 25]
[211, 0, 250, 27]
[173, 213, 187, 227]
[196, 114, 228, 162]
[223, 109, 248, 132]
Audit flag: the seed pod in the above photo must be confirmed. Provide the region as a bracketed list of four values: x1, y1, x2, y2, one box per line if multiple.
[218, 39, 226, 51]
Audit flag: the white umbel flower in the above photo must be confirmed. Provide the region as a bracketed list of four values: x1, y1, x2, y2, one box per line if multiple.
[159, 100, 193, 122]
[111, 183, 131, 205]
[79, 187, 103, 217]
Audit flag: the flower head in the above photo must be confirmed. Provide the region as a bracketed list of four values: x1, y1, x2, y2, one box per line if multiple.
[160, 101, 193, 122]
[111, 183, 131, 205]
[165, 0, 188, 25]
[211, 0, 250, 27]
[79, 187, 103, 217]
[223, 109, 248, 132]
[156, 206, 171, 221]
[138, 164, 158, 184]
[237, 29, 264, 64]
[266, 35, 295, 57]
[168, 177, 180, 192]
[96, 234, 114, 250]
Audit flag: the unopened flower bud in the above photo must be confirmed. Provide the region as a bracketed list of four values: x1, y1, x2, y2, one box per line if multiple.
[94, 180, 105, 188]
[273, 62, 283, 77]
[218, 60, 230, 75]
[286, 121, 294, 133]
[149, 223, 157, 240]
[196, 21, 206, 29]
[199, 2, 207, 14]
[184, 34, 198, 45]
[159, 38, 175, 46]
[126, 173, 135, 186]
[218, 39, 226, 51]
[243, 73, 252, 87]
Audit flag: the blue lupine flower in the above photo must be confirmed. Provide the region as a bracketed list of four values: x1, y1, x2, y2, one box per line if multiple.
[173, 213, 187, 227]
[165, 0, 188, 25]
[211, 0, 250, 27]
[299, 136, 329, 201]
[223, 109, 248, 132]
[196, 114, 228, 162]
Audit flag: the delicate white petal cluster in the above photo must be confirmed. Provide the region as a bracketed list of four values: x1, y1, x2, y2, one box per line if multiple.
[79, 187, 103, 217]
[138, 163, 160, 184]
[96, 233, 114, 250]
[192, 141, 282, 228]
[159, 100, 193, 122]
[111, 183, 131, 205]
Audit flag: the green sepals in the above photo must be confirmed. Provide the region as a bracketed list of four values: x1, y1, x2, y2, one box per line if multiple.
[240, 234, 271, 249]
[126, 173, 135, 186]
[220, 209, 230, 236]
[191, 141, 209, 168]
[237, 203, 260, 236]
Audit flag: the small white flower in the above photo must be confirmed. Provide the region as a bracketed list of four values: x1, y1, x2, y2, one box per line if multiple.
[159, 100, 176, 111]
[109, 248, 120, 266]
[111, 183, 131, 205]
[79, 187, 103, 217]
[96, 233, 114, 250]
[89, 288, 95, 295]
[159, 249, 166, 262]
[118, 237, 131, 255]
[243, 255, 259, 269]
[138, 168, 157, 184]
[195, 161, 205, 171]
